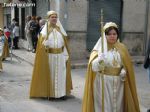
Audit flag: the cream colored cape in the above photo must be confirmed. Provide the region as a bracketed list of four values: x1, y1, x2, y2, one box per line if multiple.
[82, 42, 140, 112]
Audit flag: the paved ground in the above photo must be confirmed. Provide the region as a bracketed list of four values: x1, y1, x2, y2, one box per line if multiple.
[0, 51, 149, 112]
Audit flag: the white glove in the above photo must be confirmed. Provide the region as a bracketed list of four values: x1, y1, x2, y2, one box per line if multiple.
[92, 57, 103, 72]
[97, 53, 107, 63]
[42, 40, 49, 47]
[120, 68, 126, 82]
[96, 53, 107, 72]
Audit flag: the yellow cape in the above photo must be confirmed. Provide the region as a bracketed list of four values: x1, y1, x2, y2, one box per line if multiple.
[82, 42, 140, 112]
[0, 35, 9, 69]
[0, 56, 2, 70]
[30, 26, 72, 98]
[2, 36, 9, 60]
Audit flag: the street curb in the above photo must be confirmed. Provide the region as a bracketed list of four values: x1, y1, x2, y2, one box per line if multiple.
[71, 63, 87, 69]
[12, 53, 34, 66]
[12, 53, 88, 69]
[12, 53, 144, 69]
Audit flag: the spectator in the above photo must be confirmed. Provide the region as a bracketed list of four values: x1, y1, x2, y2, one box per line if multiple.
[2, 26, 10, 60]
[29, 16, 38, 53]
[38, 19, 46, 37]
[4, 26, 11, 47]
[25, 15, 33, 51]
[144, 38, 150, 83]
[13, 22, 19, 49]
[0, 28, 5, 71]
[11, 18, 17, 32]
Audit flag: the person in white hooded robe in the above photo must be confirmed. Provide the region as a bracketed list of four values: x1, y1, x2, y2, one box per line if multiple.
[30, 11, 72, 99]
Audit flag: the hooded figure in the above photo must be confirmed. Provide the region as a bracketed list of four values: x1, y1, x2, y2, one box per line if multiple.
[30, 11, 72, 99]
[82, 22, 140, 112]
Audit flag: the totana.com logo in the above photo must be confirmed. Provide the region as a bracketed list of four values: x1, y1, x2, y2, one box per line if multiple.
[2, 2, 36, 7]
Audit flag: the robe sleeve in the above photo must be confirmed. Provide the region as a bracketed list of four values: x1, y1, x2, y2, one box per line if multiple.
[92, 58, 100, 72]
[63, 46, 69, 61]
[92, 56, 106, 72]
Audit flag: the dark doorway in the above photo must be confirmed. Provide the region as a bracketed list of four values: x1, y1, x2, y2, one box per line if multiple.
[86, 0, 123, 51]
[21, 8, 25, 39]
[14, 6, 19, 22]
[32, 0, 36, 16]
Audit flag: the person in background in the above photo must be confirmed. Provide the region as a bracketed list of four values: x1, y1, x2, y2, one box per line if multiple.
[25, 16, 33, 51]
[144, 38, 150, 82]
[0, 28, 6, 71]
[4, 26, 11, 47]
[13, 22, 20, 49]
[143, 38, 150, 112]
[11, 18, 16, 32]
[38, 19, 46, 37]
[2, 26, 10, 60]
[34, 16, 42, 51]
[29, 16, 38, 53]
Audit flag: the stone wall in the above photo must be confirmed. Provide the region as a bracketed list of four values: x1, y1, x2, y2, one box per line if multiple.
[67, 32, 88, 60]
[19, 0, 149, 60]
[122, 32, 144, 55]
[66, 0, 88, 60]
[147, 1, 150, 45]
[67, 0, 88, 32]
[122, 0, 146, 55]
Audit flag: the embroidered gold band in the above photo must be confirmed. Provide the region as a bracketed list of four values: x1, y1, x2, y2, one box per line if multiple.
[100, 67, 121, 76]
[46, 46, 64, 54]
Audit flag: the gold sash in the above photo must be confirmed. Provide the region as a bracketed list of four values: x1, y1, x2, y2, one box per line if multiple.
[99, 67, 121, 76]
[46, 46, 64, 54]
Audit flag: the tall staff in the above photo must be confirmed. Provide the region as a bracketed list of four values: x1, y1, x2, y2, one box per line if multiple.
[101, 9, 104, 53]
[100, 8, 105, 112]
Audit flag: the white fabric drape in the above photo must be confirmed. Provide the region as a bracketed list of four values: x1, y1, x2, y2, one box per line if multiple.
[92, 48, 124, 112]
[41, 28, 68, 98]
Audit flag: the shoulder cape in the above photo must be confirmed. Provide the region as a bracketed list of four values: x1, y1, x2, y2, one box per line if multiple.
[30, 27, 72, 98]
[82, 42, 140, 112]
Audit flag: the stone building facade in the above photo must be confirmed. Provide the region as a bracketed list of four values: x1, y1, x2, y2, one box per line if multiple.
[1, 0, 150, 60]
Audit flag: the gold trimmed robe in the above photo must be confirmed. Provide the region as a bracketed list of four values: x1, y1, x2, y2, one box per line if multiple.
[30, 26, 72, 98]
[82, 42, 140, 112]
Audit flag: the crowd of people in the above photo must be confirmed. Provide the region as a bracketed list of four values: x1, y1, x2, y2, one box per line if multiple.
[1, 15, 46, 54]
[25, 15, 46, 53]
[0, 15, 46, 71]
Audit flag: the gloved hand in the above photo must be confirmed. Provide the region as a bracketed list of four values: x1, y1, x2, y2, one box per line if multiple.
[42, 39, 49, 47]
[97, 53, 107, 63]
[120, 68, 126, 82]
[97, 53, 107, 71]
